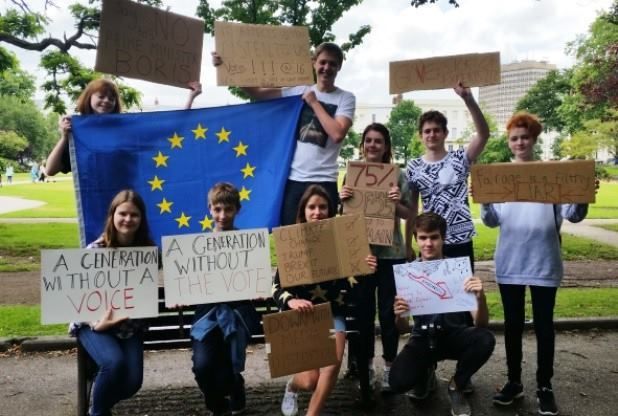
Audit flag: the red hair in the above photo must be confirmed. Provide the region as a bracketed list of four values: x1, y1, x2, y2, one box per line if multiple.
[506, 111, 542, 139]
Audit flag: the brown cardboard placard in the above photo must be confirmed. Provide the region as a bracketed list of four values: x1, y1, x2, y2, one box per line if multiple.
[471, 160, 596, 204]
[389, 52, 500, 94]
[343, 162, 399, 246]
[214, 21, 314, 87]
[96, 0, 204, 88]
[263, 303, 337, 378]
[272, 214, 372, 288]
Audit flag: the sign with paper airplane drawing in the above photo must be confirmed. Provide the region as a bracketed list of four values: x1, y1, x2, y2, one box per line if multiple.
[393, 257, 476, 316]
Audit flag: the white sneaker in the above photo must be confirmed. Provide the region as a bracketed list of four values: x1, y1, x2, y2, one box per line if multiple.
[281, 379, 299, 416]
[381, 366, 391, 392]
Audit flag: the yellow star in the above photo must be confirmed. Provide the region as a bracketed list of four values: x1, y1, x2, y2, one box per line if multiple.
[148, 176, 165, 191]
[240, 162, 256, 178]
[175, 212, 191, 228]
[239, 186, 251, 201]
[152, 151, 169, 167]
[309, 285, 328, 302]
[156, 198, 173, 214]
[199, 215, 214, 231]
[347, 276, 359, 287]
[216, 127, 231, 143]
[233, 141, 248, 156]
[168, 132, 184, 149]
[192, 123, 208, 139]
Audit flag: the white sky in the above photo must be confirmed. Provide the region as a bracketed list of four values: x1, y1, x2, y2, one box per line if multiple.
[2, 0, 614, 110]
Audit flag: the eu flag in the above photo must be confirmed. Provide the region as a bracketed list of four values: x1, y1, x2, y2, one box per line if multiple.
[71, 96, 304, 247]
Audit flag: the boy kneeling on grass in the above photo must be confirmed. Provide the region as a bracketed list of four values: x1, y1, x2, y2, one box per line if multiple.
[389, 212, 495, 416]
[190, 182, 259, 416]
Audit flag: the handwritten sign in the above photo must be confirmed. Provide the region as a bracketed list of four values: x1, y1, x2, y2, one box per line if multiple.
[343, 162, 399, 246]
[263, 303, 337, 378]
[96, 0, 204, 88]
[394, 257, 476, 316]
[471, 160, 596, 204]
[40, 247, 159, 324]
[162, 229, 271, 307]
[214, 21, 313, 87]
[273, 214, 372, 288]
[389, 52, 500, 94]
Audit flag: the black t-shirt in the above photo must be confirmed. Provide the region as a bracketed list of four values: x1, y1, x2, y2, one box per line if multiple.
[412, 311, 474, 337]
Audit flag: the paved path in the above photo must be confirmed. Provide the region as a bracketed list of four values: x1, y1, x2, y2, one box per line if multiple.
[2, 331, 618, 416]
[0, 196, 45, 215]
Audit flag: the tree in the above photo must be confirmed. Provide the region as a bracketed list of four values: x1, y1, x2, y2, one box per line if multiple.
[340, 128, 360, 161]
[585, 109, 618, 158]
[0, 48, 35, 100]
[0, 95, 58, 162]
[0, 1, 160, 113]
[0, 130, 29, 160]
[560, 131, 599, 159]
[386, 99, 423, 163]
[410, 0, 459, 7]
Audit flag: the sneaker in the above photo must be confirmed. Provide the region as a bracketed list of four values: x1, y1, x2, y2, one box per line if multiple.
[448, 381, 472, 416]
[537, 387, 559, 415]
[281, 379, 299, 416]
[381, 366, 391, 392]
[493, 381, 524, 406]
[406, 367, 437, 401]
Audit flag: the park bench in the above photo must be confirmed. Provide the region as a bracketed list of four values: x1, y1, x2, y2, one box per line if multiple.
[76, 286, 279, 416]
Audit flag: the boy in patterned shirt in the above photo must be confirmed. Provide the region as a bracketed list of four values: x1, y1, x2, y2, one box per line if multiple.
[405, 82, 489, 270]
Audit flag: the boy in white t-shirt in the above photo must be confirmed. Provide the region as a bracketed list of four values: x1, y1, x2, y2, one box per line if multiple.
[212, 42, 355, 225]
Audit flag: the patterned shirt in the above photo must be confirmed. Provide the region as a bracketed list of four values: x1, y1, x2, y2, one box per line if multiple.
[406, 149, 475, 244]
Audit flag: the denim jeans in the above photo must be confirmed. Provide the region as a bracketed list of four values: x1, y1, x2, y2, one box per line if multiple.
[280, 179, 339, 225]
[77, 327, 143, 416]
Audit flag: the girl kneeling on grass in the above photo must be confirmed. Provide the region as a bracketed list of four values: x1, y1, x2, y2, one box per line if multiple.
[272, 184, 377, 416]
[481, 112, 592, 416]
[69, 189, 155, 416]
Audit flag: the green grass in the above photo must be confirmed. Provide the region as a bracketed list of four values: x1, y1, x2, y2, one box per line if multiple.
[0, 305, 66, 337]
[0, 176, 76, 218]
[2, 288, 617, 337]
[485, 288, 618, 321]
[596, 223, 618, 233]
[0, 223, 79, 272]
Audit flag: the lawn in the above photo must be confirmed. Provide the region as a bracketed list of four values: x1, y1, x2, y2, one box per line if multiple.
[595, 223, 618, 233]
[0, 176, 76, 218]
[2, 287, 617, 337]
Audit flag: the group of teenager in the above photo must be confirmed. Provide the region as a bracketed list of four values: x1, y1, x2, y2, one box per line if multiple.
[46, 42, 591, 416]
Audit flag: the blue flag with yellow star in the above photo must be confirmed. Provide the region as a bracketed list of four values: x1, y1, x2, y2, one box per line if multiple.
[71, 96, 304, 247]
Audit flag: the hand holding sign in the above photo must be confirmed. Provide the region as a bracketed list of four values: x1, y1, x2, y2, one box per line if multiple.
[93, 307, 129, 332]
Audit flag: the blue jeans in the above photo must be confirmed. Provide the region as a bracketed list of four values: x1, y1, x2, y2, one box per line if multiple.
[78, 327, 143, 416]
[280, 180, 339, 225]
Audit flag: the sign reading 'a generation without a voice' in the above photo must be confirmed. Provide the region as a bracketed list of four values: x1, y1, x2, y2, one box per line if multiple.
[96, 0, 204, 88]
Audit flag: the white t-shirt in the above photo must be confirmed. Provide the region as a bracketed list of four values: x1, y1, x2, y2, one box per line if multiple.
[282, 85, 355, 182]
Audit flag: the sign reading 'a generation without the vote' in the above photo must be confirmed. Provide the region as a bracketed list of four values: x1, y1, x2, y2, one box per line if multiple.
[40, 247, 159, 324]
[343, 161, 399, 246]
[263, 303, 337, 378]
[471, 160, 596, 204]
[214, 21, 314, 87]
[162, 229, 271, 307]
[96, 0, 204, 88]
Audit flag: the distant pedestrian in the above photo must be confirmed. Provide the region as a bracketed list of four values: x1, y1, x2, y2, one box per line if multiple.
[5, 164, 14, 184]
[30, 163, 39, 183]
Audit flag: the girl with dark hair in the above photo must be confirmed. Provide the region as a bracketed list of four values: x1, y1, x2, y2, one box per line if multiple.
[339, 123, 412, 402]
[273, 185, 377, 416]
[70, 189, 155, 416]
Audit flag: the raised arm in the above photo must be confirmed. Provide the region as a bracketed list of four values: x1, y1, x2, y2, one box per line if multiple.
[211, 52, 282, 100]
[184, 81, 202, 109]
[455, 82, 489, 162]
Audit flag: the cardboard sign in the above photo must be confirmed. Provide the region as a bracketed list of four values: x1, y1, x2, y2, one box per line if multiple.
[273, 214, 372, 288]
[214, 21, 314, 87]
[389, 52, 500, 94]
[40, 247, 159, 324]
[471, 160, 596, 204]
[162, 229, 271, 307]
[394, 257, 476, 316]
[263, 303, 337, 378]
[343, 162, 399, 246]
[96, 0, 204, 88]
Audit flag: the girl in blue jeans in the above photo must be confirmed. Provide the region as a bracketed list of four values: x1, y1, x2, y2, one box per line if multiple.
[70, 189, 155, 416]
